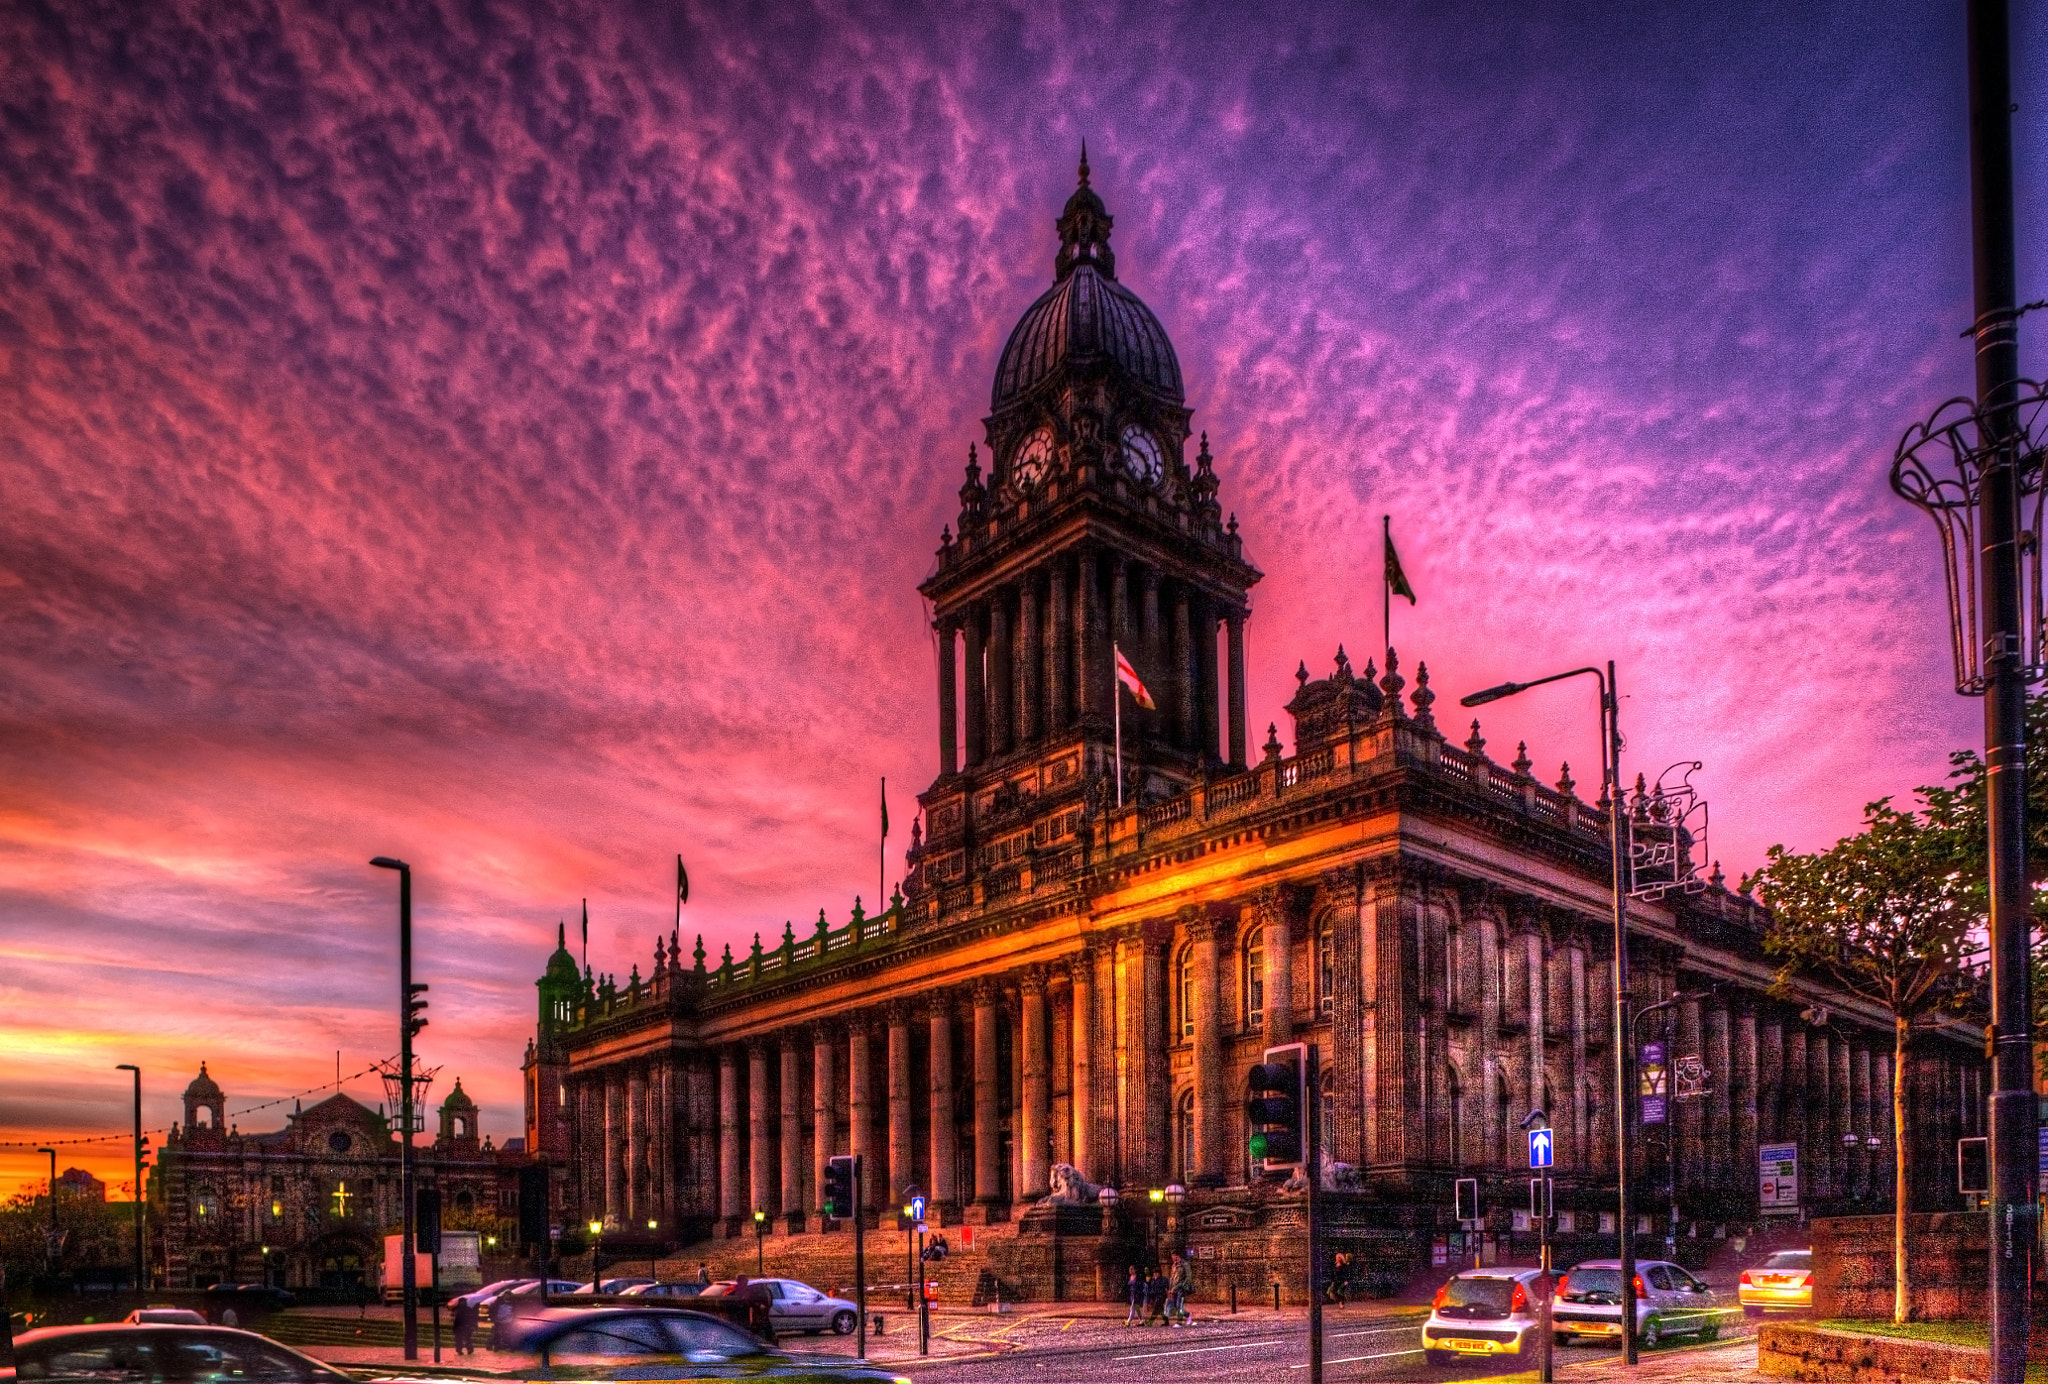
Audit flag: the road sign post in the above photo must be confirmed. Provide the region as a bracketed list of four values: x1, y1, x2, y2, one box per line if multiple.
[1527, 1122, 1555, 1384]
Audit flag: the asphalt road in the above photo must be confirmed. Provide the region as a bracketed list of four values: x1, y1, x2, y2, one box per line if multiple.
[798, 1303, 1756, 1383]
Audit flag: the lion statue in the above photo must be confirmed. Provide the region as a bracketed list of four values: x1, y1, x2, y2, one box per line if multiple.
[1039, 1162, 1102, 1205]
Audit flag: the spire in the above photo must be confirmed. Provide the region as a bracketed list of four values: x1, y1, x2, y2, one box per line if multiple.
[1078, 140, 1090, 188]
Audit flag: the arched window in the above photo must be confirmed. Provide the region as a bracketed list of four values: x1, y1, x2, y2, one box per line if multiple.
[454, 1190, 475, 1214]
[1445, 922, 1462, 1011]
[1176, 945, 1196, 1039]
[1174, 1090, 1196, 1180]
[1317, 917, 1335, 1015]
[1244, 929, 1265, 1029]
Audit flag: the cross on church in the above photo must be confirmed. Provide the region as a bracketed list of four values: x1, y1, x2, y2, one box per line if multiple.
[331, 1181, 352, 1217]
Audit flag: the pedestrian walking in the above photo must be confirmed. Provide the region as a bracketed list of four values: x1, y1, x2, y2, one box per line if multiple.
[452, 1296, 478, 1355]
[1144, 1267, 1168, 1326]
[696, 1262, 712, 1288]
[1166, 1253, 1193, 1326]
[1124, 1266, 1142, 1326]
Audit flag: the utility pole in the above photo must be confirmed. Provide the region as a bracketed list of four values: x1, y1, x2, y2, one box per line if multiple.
[371, 857, 423, 1361]
[1305, 1044, 1323, 1384]
[116, 1066, 144, 1303]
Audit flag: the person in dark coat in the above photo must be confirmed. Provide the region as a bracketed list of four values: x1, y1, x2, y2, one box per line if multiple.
[1124, 1266, 1142, 1325]
[452, 1296, 478, 1355]
[1144, 1267, 1168, 1325]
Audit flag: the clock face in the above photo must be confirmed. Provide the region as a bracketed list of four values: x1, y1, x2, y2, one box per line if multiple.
[1012, 427, 1054, 491]
[1120, 425, 1164, 484]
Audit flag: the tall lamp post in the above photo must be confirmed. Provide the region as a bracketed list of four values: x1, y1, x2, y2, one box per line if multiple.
[370, 857, 424, 1362]
[37, 1148, 58, 1272]
[1463, 663, 1636, 1364]
[1887, 5, 2042, 1376]
[115, 1065, 143, 1301]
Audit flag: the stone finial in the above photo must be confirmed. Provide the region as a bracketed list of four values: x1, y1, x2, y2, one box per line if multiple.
[813, 910, 830, 943]
[1411, 661, 1436, 730]
[1631, 772, 1651, 820]
[694, 934, 707, 974]
[1709, 860, 1725, 889]
[1227, 513, 1239, 536]
[1465, 720, 1487, 757]
[628, 964, 642, 998]
[1295, 660, 1310, 688]
[1378, 647, 1405, 714]
[1264, 722, 1283, 761]
[1512, 741, 1533, 777]
[652, 936, 667, 978]
[1556, 762, 1576, 797]
[749, 933, 763, 962]
[1333, 644, 1350, 680]
[850, 896, 866, 928]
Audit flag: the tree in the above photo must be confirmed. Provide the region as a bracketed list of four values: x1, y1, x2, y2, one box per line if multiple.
[1749, 798, 1978, 1325]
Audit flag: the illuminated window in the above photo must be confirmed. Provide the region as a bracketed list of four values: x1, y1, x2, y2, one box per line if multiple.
[331, 1181, 354, 1218]
[1244, 930, 1265, 1029]
[270, 1200, 283, 1220]
[194, 1190, 218, 1219]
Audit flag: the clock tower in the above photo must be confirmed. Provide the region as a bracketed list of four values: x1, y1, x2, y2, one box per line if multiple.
[915, 152, 1260, 898]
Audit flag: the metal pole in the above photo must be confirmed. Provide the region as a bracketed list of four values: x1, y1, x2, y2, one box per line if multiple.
[39, 1148, 57, 1269]
[1538, 1173, 1553, 1384]
[116, 1066, 143, 1303]
[1306, 1044, 1323, 1384]
[917, 1228, 929, 1355]
[1966, 4, 2036, 1379]
[853, 1154, 867, 1361]
[1606, 663, 1638, 1367]
[398, 864, 418, 1362]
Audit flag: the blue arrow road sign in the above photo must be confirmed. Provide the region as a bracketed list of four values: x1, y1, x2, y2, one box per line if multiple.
[1529, 1128, 1554, 1169]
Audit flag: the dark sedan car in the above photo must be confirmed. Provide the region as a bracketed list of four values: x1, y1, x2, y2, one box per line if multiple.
[7, 1323, 350, 1382]
[514, 1307, 907, 1382]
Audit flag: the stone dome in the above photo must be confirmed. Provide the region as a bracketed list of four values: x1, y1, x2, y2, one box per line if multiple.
[184, 1063, 222, 1101]
[991, 151, 1184, 410]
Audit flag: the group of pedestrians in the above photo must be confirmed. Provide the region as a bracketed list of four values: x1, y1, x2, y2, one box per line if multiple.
[1122, 1254, 1195, 1326]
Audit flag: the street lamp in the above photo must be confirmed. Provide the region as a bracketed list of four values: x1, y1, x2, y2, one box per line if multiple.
[115, 1065, 144, 1301]
[1885, 5, 2043, 1378]
[751, 1210, 766, 1277]
[370, 855, 423, 1362]
[588, 1219, 604, 1292]
[38, 1147, 58, 1270]
[1464, 663, 1636, 1364]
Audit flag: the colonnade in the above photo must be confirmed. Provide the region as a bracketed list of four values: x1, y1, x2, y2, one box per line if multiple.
[935, 547, 1249, 774]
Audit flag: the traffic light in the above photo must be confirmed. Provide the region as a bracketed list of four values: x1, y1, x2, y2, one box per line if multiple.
[1454, 1177, 1480, 1222]
[823, 1154, 857, 1219]
[1246, 1042, 1307, 1174]
[406, 982, 430, 1038]
[1528, 1177, 1552, 1221]
[415, 1187, 442, 1254]
[518, 1165, 550, 1251]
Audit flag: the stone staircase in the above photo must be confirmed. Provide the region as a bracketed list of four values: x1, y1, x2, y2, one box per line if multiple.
[653, 1221, 1019, 1309]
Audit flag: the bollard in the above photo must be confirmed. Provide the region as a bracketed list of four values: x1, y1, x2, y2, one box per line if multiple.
[874, 1314, 885, 1335]
[1272, 1282, 1281, 1311]
[1229, 1283, 1238, 1314]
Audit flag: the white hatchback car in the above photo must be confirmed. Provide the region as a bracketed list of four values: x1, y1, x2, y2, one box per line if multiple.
[1551, 1258, 1722, 1349]
[1422, 1266, 1548, 1363]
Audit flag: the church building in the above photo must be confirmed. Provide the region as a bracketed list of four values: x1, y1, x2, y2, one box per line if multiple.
[533, 158, 1984, 1295]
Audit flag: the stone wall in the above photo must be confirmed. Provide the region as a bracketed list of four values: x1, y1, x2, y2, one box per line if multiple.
[1758, 1323, 1988, 1383]
[1811, 1214, 1986, 1322]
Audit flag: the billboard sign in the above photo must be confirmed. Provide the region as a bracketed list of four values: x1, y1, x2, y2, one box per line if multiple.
[1640, 1041, 1669, 1125]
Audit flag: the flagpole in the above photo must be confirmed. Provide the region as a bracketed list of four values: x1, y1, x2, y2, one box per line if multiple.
[1382, 514, 1391, 664]
[1113, 647, 1124, 809]
[879, 777, 887, 913]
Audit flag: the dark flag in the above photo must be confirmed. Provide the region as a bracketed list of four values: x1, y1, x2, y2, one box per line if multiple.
[676, 853, 689, 930]
[1385, 525, 1417, 605]
[880, 778, 889, 839]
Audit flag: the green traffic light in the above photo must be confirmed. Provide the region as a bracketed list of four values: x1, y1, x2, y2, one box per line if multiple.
[1249, 1132, 1269, 1160]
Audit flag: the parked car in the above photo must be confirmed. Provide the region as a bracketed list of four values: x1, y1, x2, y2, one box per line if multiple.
[200, 1283, 295, 1326]
[619, 1282, 704, 1299]
[7, 1323, 351, 1383]
[451, 1277, 536, 1311]
[1552, 1259, 1722, 1349]
[697, 1278, 861, 1336]
[1421, 1267, 1547, 1364]
[121, 1308, 207, 1325]
[511, 1307, 907, 1382]
[570, 1277, 658, 1295]
[1738, 1248, 1813, 1317]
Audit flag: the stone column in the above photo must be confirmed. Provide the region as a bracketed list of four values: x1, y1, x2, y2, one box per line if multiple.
[1141, 567, 1162, 684]
[1048, 560, 1071, 728]
[937, 621, 958, 776]
[1020, 969, 1050, 1203]
[779, 1035, 805, 1226]
[718, 1051, 743, 1224]
[1832, 1036, 1852, 1205]
[1226, 612, 1247, 768]
[1069, 954, 1095, 1181]
[989, 593, 1013, 758]
[964, 607, 986, 767]
[1736, 1009, 1760, 1193]
[748, 1044, 773, 1218]
[1676, 995, 1703, 1199]
[1707, 1003, 1732, 1187]
[927, 997, 959, 1213]
[1016, 576, 1040, 745]
[1759, 1020, 1784, 1146]
[626, 1066, 648, 1223]
[971, 980, 1003, 1216]
[1171, 585, 1193, 748]
[812, 1026, 837, 1225]
[1525, 930, 1547, 1125]
[848, 1025, 875, 1214]
[604, 1072, 624, 1225]
[1568, 942, 1590, 1172]
[1189, 912, 1226, 1185]
[1196, 596, 1220, 761]
[1075, 548, 1097, 719]
[1851, 1043, 1873, 1200]
[1807, 1029, 1831, 1199]
[1112, 556, 1130, 662]
[888, 1005, 915, 1205]
[1782, 1027, 1807, 1186]
[1260, 887, 1294, 1041]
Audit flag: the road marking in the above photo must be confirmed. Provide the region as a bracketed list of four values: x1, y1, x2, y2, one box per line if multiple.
[1288, 1347, 1427, 1366]
[1112, 1337, 1287, 1361]
[1330, 1324, 1424, 1340]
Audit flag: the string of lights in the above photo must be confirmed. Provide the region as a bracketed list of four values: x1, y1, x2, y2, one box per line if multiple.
[0, 1058, 397, 1151]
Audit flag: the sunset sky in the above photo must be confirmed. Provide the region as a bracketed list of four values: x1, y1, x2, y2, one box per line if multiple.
[2, 0, 2042, 1199]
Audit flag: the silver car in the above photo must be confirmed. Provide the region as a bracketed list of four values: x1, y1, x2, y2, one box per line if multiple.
[1422, 1266, 1548, 1363]
[699, 1278, 862, 1335]
[1552, 1258, 1722, 1349]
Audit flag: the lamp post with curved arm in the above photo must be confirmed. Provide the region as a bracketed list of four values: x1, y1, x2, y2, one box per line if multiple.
[115, 1065, 143, 1301]
[1464, 663, 1636, 1365]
